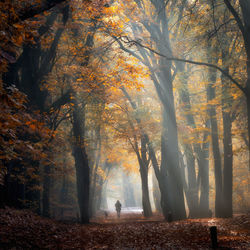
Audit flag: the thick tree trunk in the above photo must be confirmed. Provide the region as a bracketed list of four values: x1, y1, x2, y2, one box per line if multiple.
[138, 130, 170, 219]
[73, 145, 90, 223]
[140, 166, 152, 217]
[206, 53, 223, 217]
[161, 104, 186, 220]
[152, 169, 161, 212]
[152, 9, 186, 219]
[72, 102, 90, 224]
[183, 144, 199, 218]
[125, 6, 186, 219]
[208, 92, 223, 218]
[221, 46, 233, 217]
[89, 104, 104, 217]
[135, 137, 152, 217]
[145, 1, 186, 220]
[89, 163, 99, 217]
[198, 135, 210, 217]
[222, 110, 233, 217]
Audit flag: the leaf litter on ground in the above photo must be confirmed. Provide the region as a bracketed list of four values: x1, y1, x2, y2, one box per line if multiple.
[0, 208, 249, 249]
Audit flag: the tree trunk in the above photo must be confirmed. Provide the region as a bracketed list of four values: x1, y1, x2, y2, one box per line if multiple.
[59, 173, 68, 219]
[135, 137, 152, 217]
[161, 103, 186, 220]
[152, 8, 186, 218]
[136, 0, 186, 220]
[72, 102, 90, 224]
[238, 0, 250, 168]
[206, 51, 223, 217]
[177, 64, 210, 218]
[95, 183, 102, 212]
[73, 145, 90, 223]
[89, 123, 102, 217]
[89, 163, 98, 217]
[152, 169, 161, 212]
[140, 165, 152, 217]
[121, 87, 170, 218]
[222, 109, 233, 217]
[221, 46, 233, 217]
[42, 165, 51, 217]
[25, 160, 41, 214]
[198, 132, 210, 217]
[100, 181, 108, 210]
[183, 144, 199, 218]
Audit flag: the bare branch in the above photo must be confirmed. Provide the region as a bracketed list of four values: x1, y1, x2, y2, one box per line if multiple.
[121, 37, 246, 95]
[223, 0, 245, 36]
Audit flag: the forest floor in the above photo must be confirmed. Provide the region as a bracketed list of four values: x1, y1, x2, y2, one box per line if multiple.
[0, 208, 250, 249]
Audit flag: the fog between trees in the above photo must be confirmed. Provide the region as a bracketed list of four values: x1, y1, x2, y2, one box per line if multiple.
[0, 0, 250, 223]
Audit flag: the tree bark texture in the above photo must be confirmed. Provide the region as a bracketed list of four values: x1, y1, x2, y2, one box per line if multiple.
[206, 50, 223, 217]
[72, 102, 90, 224]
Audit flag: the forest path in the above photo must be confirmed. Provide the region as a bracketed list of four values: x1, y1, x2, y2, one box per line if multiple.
[0, 208, 249, 249]
[91, 211, 164, 224]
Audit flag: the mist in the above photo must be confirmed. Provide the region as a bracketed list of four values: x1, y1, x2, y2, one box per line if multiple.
[1, 0, 250, 226]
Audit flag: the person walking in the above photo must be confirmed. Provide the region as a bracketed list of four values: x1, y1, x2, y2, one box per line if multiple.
[115, 200, 122, 218]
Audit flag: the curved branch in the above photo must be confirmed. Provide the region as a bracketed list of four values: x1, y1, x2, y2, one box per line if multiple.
[123, 38, 246, 95]
[48, 89, 72, 111]
[112, 36, 145, 63]
[223, 0, 245, 36]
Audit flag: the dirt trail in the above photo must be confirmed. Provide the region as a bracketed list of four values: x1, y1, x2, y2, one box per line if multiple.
[0, 208, 250, 249]
[91, 211, 164, 224]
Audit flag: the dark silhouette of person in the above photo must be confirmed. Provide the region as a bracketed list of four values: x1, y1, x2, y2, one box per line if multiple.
[104, 211, 108, 219]
[115, 200, 122, 218]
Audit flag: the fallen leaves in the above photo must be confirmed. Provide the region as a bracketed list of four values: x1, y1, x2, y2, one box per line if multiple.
[0, 208, 249, 249]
